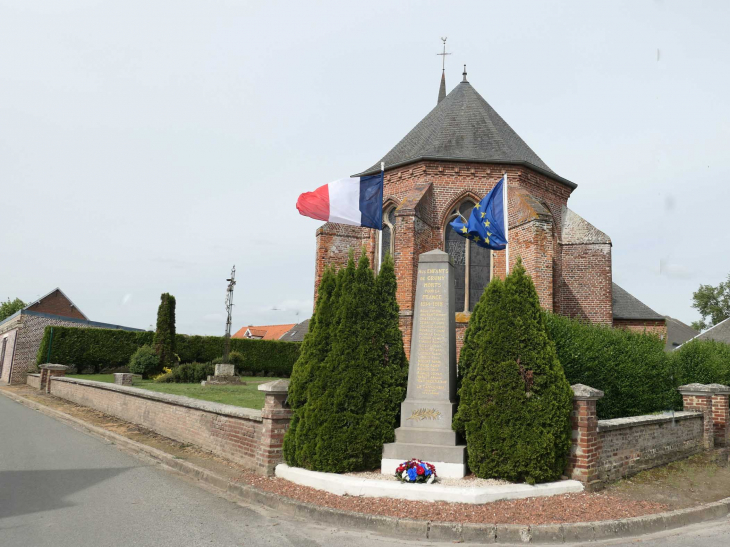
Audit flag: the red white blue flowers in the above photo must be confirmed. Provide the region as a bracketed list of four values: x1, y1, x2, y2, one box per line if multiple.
[395, 459, 437, 484]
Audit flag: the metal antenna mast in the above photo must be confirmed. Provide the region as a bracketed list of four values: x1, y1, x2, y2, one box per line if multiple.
[223, 265, 236, 362]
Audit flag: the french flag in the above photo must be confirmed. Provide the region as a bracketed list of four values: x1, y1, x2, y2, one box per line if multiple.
[296, 172, 384, 230]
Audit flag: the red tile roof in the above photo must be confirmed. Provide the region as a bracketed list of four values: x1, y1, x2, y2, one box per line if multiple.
[232, 324, 296, 341]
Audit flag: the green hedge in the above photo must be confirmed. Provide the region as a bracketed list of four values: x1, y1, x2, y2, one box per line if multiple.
[671, 339, 730, 387]
[544, 312, 677, 419]
[155, 362, 215, 383]
[37, 326, 301, 377]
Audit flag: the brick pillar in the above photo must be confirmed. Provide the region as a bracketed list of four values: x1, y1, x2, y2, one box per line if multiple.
[710, 385, 730, 447]
[566, 384, 604, 485]
[678, 383, 726, 450]
[256, 379, 292, 476]
[39, 364, 68, 393]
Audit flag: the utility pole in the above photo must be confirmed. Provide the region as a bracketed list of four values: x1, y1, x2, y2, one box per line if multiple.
[223, 265, 236, 363]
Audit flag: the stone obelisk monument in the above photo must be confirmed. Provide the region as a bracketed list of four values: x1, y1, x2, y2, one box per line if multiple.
[381, 249, 467, 478]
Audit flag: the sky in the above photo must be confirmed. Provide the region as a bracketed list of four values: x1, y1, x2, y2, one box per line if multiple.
[1, 0, 729, 335]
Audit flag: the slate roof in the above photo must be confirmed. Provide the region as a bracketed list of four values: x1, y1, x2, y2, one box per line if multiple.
[279, 318, 311, 343]
[612, 283, 665, 321]
[560, 207, 611, 245]
[664, 316, 699, 351]
[683, 317, 730, 347]
[355, 78, 576, 189]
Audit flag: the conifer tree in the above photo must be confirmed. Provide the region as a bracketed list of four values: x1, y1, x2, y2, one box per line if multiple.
[153, 293, 177, 371]
[284, 250, 408, 472]
[283, 266, 338, 466]
[452, 259, 573, 484]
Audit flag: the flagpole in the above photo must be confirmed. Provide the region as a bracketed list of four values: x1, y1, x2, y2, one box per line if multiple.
[503, 173, 509, 275]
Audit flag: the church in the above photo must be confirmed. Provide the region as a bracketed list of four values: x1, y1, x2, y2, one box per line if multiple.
[312, 66, 665, 357]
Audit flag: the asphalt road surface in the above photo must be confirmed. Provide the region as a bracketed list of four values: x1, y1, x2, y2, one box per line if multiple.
[1, 393, 729, 547]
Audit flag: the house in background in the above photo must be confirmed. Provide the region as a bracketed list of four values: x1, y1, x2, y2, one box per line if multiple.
[232, 323, 296, 341]
[612, 283, 667, 339]
[0, 288, 144, 385]
[279, 319, 311, 343]
[664, 316, 699, 351]
[677, 317, 730, 349]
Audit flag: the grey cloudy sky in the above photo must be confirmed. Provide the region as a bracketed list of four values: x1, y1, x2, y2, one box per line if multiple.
[2, 0, 729, 334]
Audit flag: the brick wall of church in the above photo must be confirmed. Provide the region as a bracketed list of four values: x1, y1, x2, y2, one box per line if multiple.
[613, 319, 667, 340]
[312, 159, 614, 357]
[557, 244, 613, 325]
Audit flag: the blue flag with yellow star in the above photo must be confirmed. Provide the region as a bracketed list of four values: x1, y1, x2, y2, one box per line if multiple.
[449, 177, 508, 250]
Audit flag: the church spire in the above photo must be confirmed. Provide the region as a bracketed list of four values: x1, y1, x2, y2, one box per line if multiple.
[437, 37, 450, 104]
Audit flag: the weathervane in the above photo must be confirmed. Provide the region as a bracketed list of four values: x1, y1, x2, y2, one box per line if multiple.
[223, 265, 236, 362]
[437, 37, 451, 72]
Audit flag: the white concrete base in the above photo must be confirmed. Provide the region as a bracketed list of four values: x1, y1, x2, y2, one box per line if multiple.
[380, 458, 466, 479]
[275, 464, 583, 504]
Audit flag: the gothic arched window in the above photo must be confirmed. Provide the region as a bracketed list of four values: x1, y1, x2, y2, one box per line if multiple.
[377, 206, 396, 271]
[444, 199, 492, 312]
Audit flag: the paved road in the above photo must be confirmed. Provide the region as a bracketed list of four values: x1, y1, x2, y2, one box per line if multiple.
[1, 394, 729, 547]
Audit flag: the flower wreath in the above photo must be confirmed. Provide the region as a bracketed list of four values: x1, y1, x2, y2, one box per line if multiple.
[394, 459, 437, 484]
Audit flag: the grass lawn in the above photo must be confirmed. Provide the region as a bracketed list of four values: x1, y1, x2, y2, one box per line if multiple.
[66, 374, 281, 410]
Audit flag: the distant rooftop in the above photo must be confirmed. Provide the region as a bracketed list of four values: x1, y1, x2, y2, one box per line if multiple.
[612, 283, 664, 321]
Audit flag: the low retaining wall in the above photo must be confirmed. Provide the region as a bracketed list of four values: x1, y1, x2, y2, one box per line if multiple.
[567, 383, 730, 486]
[48, 377, 290, 475]
[26, 374, 41, 390]
[596, 412, 703, 483]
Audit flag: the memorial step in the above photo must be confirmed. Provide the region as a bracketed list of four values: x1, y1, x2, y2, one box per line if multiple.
[382, 441, 467, 464]
[394, 427, 461, 446]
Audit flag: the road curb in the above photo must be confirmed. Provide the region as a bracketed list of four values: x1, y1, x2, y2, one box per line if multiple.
[3, 388, 729, 544]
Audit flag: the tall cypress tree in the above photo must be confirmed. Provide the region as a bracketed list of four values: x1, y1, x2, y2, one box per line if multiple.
[153, 293, 177, 370]
[452, 259, 573, 484]
[284, 266, 338, 466]
[284, 250, 407, 472]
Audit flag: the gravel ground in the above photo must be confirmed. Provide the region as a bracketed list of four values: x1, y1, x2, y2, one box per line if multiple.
[240, 472, 667, 525]
[345, 470, 509, 487]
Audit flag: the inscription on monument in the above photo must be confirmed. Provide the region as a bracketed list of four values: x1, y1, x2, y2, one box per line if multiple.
[413, 267, 449, 398]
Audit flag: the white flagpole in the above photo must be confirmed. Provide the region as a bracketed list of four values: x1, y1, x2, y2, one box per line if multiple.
[503, 173, 509, 275]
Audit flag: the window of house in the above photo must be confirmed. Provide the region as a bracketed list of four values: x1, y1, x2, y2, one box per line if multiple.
[377, 206, 396, 271]
[445, 199, 492, 312]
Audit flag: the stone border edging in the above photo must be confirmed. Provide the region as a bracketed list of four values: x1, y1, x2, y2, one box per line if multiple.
[52, 376, 263, 421]
[2, 387, 729, 545]
[275, 464, 584, 504]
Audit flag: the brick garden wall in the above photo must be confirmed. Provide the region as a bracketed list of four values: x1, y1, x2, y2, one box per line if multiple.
[595, 413, 703, 483]
[26, 373, 41, 390]
[48, 377, 288, 475]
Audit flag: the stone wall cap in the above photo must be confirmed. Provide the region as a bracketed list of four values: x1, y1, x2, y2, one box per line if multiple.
[258, 379, 290, 394]
[40, 364, 69, 371]
[571, 384, 604, 399]
[418, 250, 452, 264]
[678, 383, 730, 394]
[53, 376, 263, 421]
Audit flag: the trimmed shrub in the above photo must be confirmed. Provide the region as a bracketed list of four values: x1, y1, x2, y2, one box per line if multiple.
[453, 259, 573, 484]
[284, 251, 408, 472]
[154, 362, 215, 383]
[671, 339, 730, 387]
[154, 293, 177, 369]
[37, 327, 300, 376]
[129, 345, 160, 379]
[544, 312, 677, 419]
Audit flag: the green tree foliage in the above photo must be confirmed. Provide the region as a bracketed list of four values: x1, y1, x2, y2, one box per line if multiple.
[0, 297, 25, 321]
[453, 259, 573, 484]
[545, 312, 678, 419]
[153, 293, 177, 370]
[691, 274, 730, 331]
[37, 327, 300, 376]
[671, 339, 730, 387]
[128, 345, 160, 378]
[284, 251, 408, 472]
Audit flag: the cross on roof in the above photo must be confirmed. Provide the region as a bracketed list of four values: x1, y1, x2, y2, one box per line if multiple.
[437, 37, 451, 72]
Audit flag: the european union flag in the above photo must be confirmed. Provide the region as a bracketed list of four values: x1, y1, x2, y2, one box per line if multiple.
[449, 177, 508, 250]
